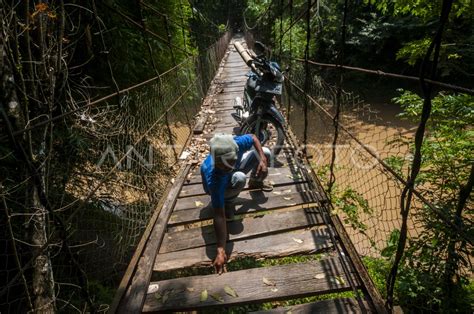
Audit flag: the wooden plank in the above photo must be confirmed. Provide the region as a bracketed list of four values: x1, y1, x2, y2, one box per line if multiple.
[161, 207, 324, 253]
[154, 226, 332, 271]
[250, 298, 369, 313]
[176, 181, 311, 210]
[179, 172, 307, 198]
[169, 188, 319, 226]
[184, 163, 305, 185]
[143, 257, 359, 312]
[193, 113, 208, 134]
[115, 165, 191, 314]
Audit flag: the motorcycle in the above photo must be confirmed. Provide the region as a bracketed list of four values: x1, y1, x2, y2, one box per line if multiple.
[232, 41, 286, 156]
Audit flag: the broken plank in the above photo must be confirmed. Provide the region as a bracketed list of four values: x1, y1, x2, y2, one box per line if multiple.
[250, 298, 370, 313]
[161, 207, 324, 253]
[154, 226, 332, 271]
[143, 257, 358, 312]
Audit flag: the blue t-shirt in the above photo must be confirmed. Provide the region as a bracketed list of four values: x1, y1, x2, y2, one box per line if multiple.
[200, 134, 254, 209]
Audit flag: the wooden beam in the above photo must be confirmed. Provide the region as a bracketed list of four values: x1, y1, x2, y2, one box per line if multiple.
[169, 189, 319, 226]
[160, 207, 324, 253]
[115, 164, 191, 314]
[176, 181, 313, 210]
[143, 258, 360, 312]
[250, 298, 368, 313]
[179, 173, 307, 198]
[183, 164, 306, 188]
[154, 226, 332, 271]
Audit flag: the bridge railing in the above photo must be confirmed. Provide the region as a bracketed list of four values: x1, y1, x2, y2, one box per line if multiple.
[0, 23, 230, 311]
[244, 0, 472, 310]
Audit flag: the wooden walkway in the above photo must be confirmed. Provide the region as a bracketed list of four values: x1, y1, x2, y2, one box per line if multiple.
[112, 37, 386, 313]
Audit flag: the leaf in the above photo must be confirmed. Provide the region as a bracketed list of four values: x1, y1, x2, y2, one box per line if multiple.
[148, 283, 160, 294]
[210, 293, 224, 302]
[271, 287, 279, 292]
[154, 292, 162, 301]
[272, 191, 282, 195]
[154, 290, 171, 304]
[263, 277, 276, 286]
[314, 273, 326, 279]
[224, 285, 238, 298]
[200, 289, 208, 302]
[186, 287, 195, 292]
[292, 238, 303, 244]
[195, 201, 204, 207]
[335, 276, 346, 285]
[284, 189, 292, 193]
[283, 196, 293, 201]
[162, 291, 170, 304]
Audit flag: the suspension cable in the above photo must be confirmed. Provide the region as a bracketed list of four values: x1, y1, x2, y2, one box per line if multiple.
[289, 58, 474, 95]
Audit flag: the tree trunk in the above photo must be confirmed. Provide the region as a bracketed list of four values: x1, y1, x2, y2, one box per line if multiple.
[31, 185, 56, 314]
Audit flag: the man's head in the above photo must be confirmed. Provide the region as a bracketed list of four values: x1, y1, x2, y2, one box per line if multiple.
[210, 133, 238, 173]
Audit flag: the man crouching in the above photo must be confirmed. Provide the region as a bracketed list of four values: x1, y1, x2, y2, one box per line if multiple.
[200, 133, 273, 274]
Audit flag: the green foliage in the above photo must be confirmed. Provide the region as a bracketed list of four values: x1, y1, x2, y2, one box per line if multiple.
[362, 256, 391, 298]
[334, 187, 373, 233]
[396, 38, 431, 66]
[380, 229, 400, 259]
[272, 18, 308, 58]
[394, 90, 473, 192]
[383, 155, 407, 178]
[364, 0, 474, 19]
[385, 90, 474, 312]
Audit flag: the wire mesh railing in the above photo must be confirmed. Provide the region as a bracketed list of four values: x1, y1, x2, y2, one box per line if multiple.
[244, 0, 472, 311]
[0, 17, 230, 311]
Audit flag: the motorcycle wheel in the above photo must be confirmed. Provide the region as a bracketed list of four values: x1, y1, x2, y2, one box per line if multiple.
[240, 114, 285, 157]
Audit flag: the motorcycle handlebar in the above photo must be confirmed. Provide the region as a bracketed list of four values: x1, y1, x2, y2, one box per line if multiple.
[234, 41, 264, 76]
[234, 42, 253, 66]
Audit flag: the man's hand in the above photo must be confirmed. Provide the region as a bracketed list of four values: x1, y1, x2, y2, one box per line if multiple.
[256, 159, 268, 177]
[213, 248, 227, 275]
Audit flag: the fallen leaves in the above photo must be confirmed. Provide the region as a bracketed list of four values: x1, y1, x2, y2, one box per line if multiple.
[224, 285, 238, 298]
[210, 293, 224, 302]
[329, 276, 346, 286]
[292, 238, 303, 244]
[147, 284, 160, 294]
[262, 277, 276, 286]
[200, 289, 208, 302]
[154, 290, 172, 304]
[314, 273, 326, 279]
[335, 276, 346, 285]
[195, 200, 205, 207]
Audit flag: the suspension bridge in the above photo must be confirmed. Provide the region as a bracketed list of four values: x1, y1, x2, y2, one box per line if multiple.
[110, 36, 386, 313]
[1, 0, 472, 313]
